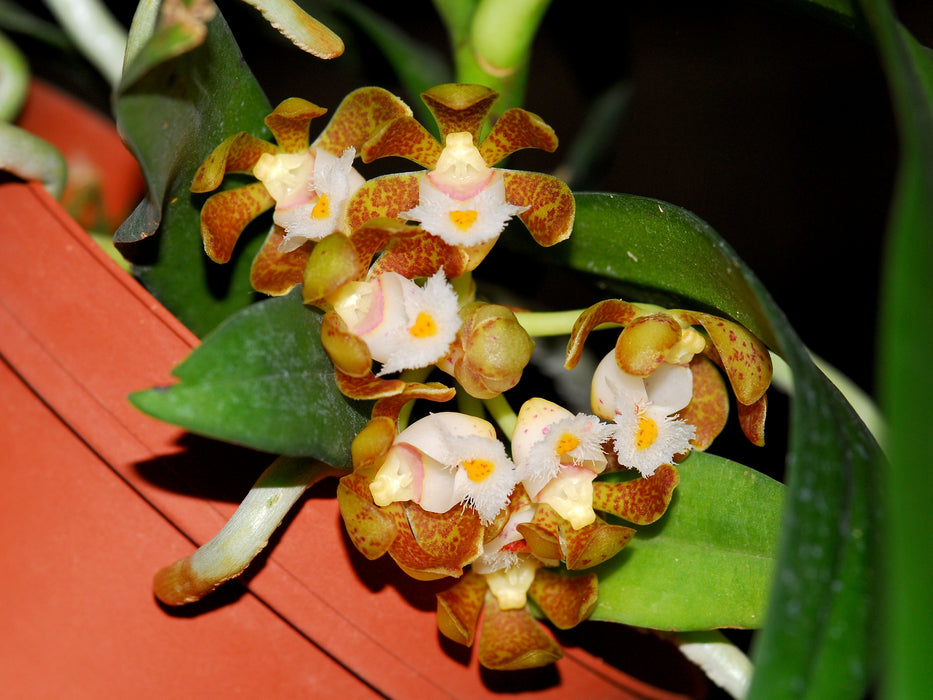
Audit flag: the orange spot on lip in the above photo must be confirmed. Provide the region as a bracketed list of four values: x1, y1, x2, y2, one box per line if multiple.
[409, 311, 438, 338]
[555, 432, 580, 456]
[312, 193, 331, 219]
[635, 415, 658, 450]
[462, 458, 494, 482]
[449, 210, 478, 231]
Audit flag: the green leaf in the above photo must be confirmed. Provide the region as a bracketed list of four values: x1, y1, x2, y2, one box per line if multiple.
[856, 4, 933, 699]
[593, 451, 784, 630]
[530, 192, 881, 698]
[114, 8, 272, 337]
[129, 288, 369, 467]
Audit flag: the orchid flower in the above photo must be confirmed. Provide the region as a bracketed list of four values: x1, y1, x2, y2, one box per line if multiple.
[190, 88, 410, 295]
[346, 83, 575, 271]
[368, 412, 518, 524]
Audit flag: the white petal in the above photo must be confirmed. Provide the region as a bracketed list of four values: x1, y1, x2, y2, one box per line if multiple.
[447, 434, 517, 524]
[611, 403, 696, 477]
[591, 351, 648, 420]
[645, 362, 694, 413]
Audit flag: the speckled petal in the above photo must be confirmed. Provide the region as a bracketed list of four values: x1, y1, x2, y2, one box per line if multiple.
[369, 230, 470, 280]
[437, 572, 487, 646]
[320, 311, 373, 377]
[337, 472, 399, 560]
[264, 97, 328, 153]
[422, 84, 498, 142]
[199, 182, 275, 263]
[370, 382, 457, 423]
[345, 173, 421, 232]
[738, 392, 767, 446]
[615, 313, 682, 377]
[407, 503, 486, 568]
[479, 108, 558, 166]
[502, 170, 574, 247]
[478, 598, 562, 671]
[249, 226, 310, 295]
[565, 299, 644, 370]
[591, 463, 680, 525]
[191, 131, 277, 193]
[673, 310, 772, 406]
[360, 116, 442, 167]
[559, 516, 635, 570]
[313, 87, 413, 156]
[678, 355, 729, 450]
[383, 502, 466, 580]
[516, 503, 563, 562]
[527, 569, 598, 630]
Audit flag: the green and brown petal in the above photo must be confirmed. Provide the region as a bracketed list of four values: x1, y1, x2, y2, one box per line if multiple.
[559, 516, 636, 570]
[422, 84, 498, 142]
[565, 299, 645, 370]
[478, 108, 559, 166]
[191, 132, 276, 193]
[671, 310, 772, 406]
[738, 393, 768, 446]
[478, 597, 563, 671]
[591, 463, 680, 525]
[337, 471, 399, 560]
[301, 232, 366, 308]
[383, 502, 480, 580]
[250, 226, 312, 295]
[502, 170, 575, 247]
[263, 97, 328, 153]
[678, 355, 730, 450]
[360, 117, 442, 168]
[312, 87, 412, 157]
[199, 182, 274, 263]
[345, 173, 421, 232]
[437, 571, 487, 646]
[527, 569, 599, 630]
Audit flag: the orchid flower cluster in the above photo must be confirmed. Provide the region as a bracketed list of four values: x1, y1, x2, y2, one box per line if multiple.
[179, 82, 773, 671]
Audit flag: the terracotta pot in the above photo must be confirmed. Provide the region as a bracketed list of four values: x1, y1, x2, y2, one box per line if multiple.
[0, 83, 709, 699]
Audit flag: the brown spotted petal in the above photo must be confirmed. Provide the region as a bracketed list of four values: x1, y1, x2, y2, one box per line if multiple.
[199, 182, 275, 263]
[479, 108, 559, 166]
[360, 117, 442, 168]
[615, 313, 682, 377]
[673, 310, 773, 406]
[679, 355, 730, 451]
[320, 311, 372, 377]
[421, 84, 498, 142]
[345, 173, 421, 232]
[370, 382, 457, 424]
[368, 229, 471, 280]
[407, 503, 486, 569]
[249, 226, 311, 296]
[337, 471, 399, 560]
[301, 232, 366, 307]
[437, 572, 487, 646]
[516, 504, 563, 562]
[312, 87, 413, 157]
[738, 393, 767, 447]
[382, 502, 468, 580]
[478, 596, 563, 671]
[527, 569, 599, 630]
[191, 131, 277, 193]
[559, 516, 636, 570]
[592, 463, 680, 525]
[263, 97, 328, 153]
[565, 299, 644, 370]
[502, 170, 574, 248]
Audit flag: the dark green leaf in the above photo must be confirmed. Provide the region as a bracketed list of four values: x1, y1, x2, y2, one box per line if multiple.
[857, 4, 933, 698]
[536, 192, 881, 698]
[114, 9, 272, 337]
[129, 288, 369, 467]
[593, 451, 784, 630]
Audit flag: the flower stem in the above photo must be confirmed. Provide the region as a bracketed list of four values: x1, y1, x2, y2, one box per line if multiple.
[484, 392, 517, 437]
[153, 456, 342, 606]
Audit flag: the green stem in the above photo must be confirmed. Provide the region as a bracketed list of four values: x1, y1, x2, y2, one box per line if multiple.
[483, 392, 517, 437]
[43, 0, 128, 88]
[0, 30, 29, 122]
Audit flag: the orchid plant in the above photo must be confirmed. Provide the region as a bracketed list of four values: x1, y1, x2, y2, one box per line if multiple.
[2, 0, 931, 698]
